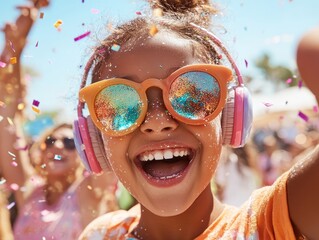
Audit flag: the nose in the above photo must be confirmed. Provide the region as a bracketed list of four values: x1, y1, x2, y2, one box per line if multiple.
[140, 89, 178, 135]
[53, 139, 64, 149]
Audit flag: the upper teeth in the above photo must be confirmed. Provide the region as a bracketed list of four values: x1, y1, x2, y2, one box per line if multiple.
[139, 148, 190, 161]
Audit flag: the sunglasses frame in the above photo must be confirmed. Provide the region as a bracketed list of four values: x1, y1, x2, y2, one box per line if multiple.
[80, 64, 232, 136]
[44, 136, 76, 150]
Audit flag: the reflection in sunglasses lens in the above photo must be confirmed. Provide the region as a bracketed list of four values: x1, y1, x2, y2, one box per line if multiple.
[169, 71, 220, 120]
[95, 84, 143, 131]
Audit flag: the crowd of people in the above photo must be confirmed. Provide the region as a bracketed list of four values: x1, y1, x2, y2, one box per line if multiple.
[1, 0, 319, 239]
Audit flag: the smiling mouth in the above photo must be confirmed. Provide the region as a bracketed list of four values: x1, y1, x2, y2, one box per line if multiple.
[137, 148, 194, 180]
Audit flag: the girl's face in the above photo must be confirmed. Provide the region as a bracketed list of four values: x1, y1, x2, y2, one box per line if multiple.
[40, 127, 81, 177]
[99, 31, 223, 216]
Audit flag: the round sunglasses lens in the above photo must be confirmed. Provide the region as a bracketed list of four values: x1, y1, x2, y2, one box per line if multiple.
[94, 84, 143, 131]
[44, 136, 55, 147]
[169, 72, 221, 120]
[63, 138, 75, 150]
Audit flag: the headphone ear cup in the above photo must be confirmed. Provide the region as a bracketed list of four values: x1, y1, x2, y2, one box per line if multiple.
[86, 116, 112, 172]
[73, 116, 102, 174]
[73, 120, 92, 172]
[222, 89, 235, 146]
[222, 86, 253, 148]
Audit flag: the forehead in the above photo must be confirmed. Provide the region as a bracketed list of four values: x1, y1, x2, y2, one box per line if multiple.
[99, 31, 205, 81]
[50, 127, 73, 138]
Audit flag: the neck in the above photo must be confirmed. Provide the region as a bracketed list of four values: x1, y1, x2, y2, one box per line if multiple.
[134, 185, 224, 240]
[44, 173, 76, 205]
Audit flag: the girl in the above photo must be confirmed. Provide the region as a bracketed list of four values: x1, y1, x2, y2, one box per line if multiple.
[0, 1, 119, 239]
[77, 0, 319, 239]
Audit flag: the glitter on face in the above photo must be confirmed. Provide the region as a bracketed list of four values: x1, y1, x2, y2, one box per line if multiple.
[94, 84, 143, 131]
[169, 71, 220, 119]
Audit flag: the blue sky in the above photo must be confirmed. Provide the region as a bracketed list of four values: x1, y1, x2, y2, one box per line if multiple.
[1, 0, 319, 122]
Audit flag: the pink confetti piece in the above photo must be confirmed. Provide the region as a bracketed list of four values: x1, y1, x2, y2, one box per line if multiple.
[10, 183, 19, 191]
[313, 105, 318, 113]
[7, 202, 15, 210]
[286, 78, 292, 84]
[136, 11, 142, 15]
[91, 8, 100, 14]
[32, 99, 40, 107]
[298, 111, 309, 122]
[263, 102, 273, 107]
[298, 80, 303, 88]
[9, 40, 15, 52]
[0, 61, 6, 68]
[11, 161, 18, 167]
[244, 59, 248, 68]
[16, 145, 29, 151]
[74, 31, 91, 41]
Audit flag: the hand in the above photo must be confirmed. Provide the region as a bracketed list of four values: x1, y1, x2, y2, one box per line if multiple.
[297, 27, 319, 103]
[32, 0, 50, 8]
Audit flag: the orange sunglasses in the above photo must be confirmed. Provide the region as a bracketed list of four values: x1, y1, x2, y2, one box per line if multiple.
[80, 64, 232, 136]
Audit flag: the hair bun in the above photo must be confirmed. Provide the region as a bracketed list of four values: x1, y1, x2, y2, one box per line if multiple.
[151, 0, 212, 13]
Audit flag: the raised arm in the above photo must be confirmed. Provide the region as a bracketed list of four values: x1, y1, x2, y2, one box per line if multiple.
[286, 26, 319, 239]
[0, 1, 49, 209]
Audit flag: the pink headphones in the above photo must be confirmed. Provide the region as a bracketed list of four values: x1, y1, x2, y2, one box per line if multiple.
[73, 23, 253, 174]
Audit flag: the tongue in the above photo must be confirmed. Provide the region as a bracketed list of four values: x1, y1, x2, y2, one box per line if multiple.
[142, 157, 189, 178]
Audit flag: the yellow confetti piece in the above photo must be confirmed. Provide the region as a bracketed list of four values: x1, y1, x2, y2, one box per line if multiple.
[32, 106, 41, 114]
[54, 19, 63, 28]
[10, 57, 17, 64]
[7, 117, 13, 125]
[149, 25, 158, 36]
[17, 103, 25, 111]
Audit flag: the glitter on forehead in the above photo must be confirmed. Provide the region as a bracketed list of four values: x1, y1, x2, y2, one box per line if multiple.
[169, 71, 220, 120]
[94, 84, 143, 131]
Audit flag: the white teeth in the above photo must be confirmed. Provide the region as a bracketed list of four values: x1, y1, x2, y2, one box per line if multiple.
[154, 151, 163, 160]
[139, 148, 190, 161]
[164, 150, 173, 159]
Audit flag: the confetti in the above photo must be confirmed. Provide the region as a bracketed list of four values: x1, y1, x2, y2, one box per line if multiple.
[111, 44, 121, 52]
[149, 25, 158, 36]
[54, 19, 63, 28]
[32, 106, 41, 114]
[298, 80, 303, 88]
[32, 100, 41, 114]
[7, 117, 14, 125]
[91, 8, 100, 14]
[244, 59, 248, 68]
[11, 161, 18, 167]
[35, 41, 39, 47]
[74, 31, 91, 41]
[10, 57, 17, 64]
[313, 105, 318, 113]
[136, 11, 142, 15]
[32, 99, 40, 107]
[7, 202, 15, 210]
[40, 12, 44, 19]
[0, 116, 3, 123]
[298, 111, 309, 122]
[54, 154, 62, 160]
[0, 179, 6, 185]
[286, 78, 292, 84]
[263, 102, 273, 107]
[0, 61, 6, 68]
[9, 41, 15, 52]
[10, 183, 19, 191]
[8, 151, 16, 158]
